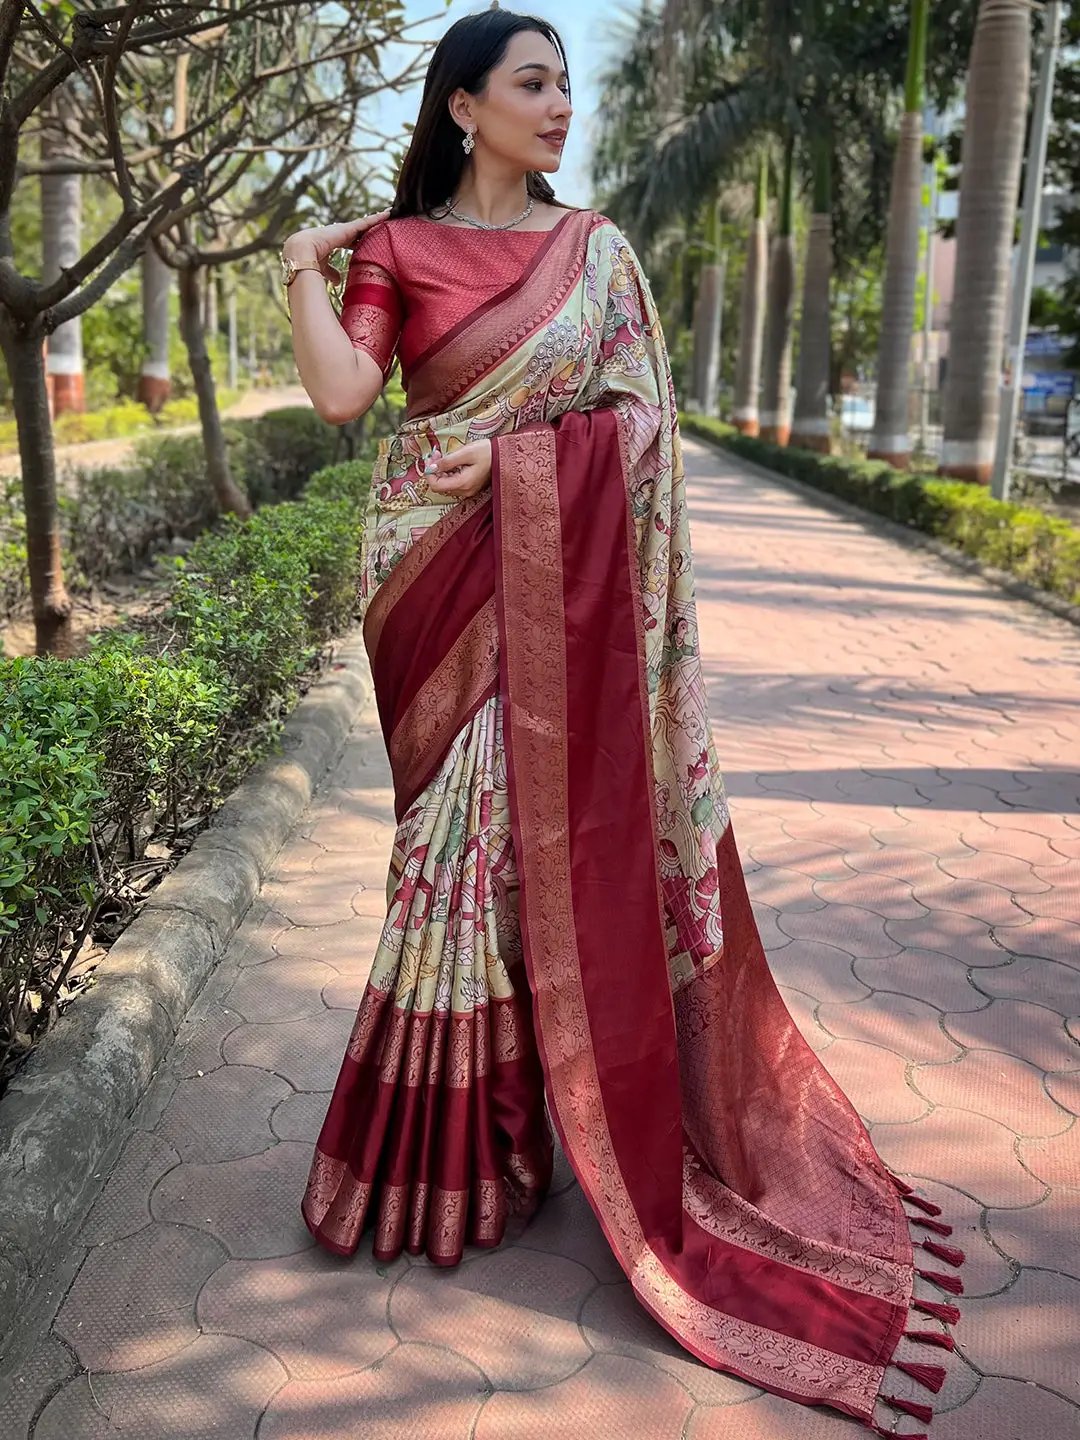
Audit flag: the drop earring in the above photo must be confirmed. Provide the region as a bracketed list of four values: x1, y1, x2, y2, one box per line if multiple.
[462, 127, 475, 155]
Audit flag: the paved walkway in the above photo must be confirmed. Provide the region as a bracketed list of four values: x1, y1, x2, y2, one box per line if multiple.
[5, 438, 1079, 1438]
[0, 384, 313, 480]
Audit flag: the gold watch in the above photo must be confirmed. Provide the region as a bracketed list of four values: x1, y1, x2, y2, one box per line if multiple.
[280, 249, 323, 288]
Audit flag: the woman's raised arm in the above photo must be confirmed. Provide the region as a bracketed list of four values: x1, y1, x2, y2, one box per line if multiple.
[283, 212, 391, 425]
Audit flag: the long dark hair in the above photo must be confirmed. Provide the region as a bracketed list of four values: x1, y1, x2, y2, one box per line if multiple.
[389, 9, 574, 220]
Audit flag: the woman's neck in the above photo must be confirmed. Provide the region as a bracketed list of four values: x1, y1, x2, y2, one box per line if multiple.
[449, 167, 530, 226]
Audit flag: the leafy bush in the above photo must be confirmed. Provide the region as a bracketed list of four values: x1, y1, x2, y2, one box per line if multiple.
[0, 643, 223, 1070]
[679, 413, 1080, 608]
[0, 461, 370, 1082]
[303, 457, 373, 513]
[234, 406, 341, 508]
[2, 405, 370, 618]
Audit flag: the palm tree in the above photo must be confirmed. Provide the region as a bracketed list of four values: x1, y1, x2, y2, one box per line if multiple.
[761, 141, 796, 445]
[940, 0, 1032, 482]
[734, 159, 769, 434]
[869, 0, 931, 467]
[791, 136, 833, 452]
[691, 195, 725, 416]
[592, 0, 977, 455]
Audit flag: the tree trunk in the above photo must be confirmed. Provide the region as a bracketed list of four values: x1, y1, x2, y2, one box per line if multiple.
[41, 84, 85, 418]
[791, 140, 833, 453]
[139, 242, 173, 412]
[940, 0, 1032, 482]
[761, 141, 796, 446]
[870, 0, 930, 466]
[0, 316, 74, 656]
[733, 158, 768, 434]
[692, 260, 725, 415]
[692, 197, 725, 415]
[869, 112, 924, 465]
[177, 264, 252, 519]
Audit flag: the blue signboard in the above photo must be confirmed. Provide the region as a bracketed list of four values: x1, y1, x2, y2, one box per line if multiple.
[1025, 331, 1065, 358]
[1022, 370, 1076, 399]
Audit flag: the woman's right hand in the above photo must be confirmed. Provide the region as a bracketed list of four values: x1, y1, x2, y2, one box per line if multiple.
[282, 209, 391, 286]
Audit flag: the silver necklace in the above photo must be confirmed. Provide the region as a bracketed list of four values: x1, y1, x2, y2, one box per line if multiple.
[442, 194, 535, 231]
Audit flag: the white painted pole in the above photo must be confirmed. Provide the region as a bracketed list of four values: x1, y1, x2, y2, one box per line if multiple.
[919, 105, 939, 458]
[991, 0, 1062, 502]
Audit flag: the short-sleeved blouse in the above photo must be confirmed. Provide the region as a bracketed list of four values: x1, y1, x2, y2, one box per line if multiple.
[338, 214, 575, 392]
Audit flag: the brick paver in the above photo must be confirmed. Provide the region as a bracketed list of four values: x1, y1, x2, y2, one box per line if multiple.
[5, 439, 1080, 1438]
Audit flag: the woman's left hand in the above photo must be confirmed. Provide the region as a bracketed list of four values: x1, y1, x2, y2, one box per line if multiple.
[424, 439, 492, 499]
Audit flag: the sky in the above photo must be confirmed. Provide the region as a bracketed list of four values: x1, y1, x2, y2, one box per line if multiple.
[367, 0, 631, 209]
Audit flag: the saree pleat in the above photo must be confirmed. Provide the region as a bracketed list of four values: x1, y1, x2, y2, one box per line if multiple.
[303, 208, 962, 1435]
[302, 692, 553, 1265]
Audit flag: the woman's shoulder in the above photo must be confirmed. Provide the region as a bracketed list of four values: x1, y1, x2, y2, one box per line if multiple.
[350, 217, 397, 268]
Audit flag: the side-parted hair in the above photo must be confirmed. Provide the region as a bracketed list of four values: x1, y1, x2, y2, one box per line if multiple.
[389, 9, 573, 220]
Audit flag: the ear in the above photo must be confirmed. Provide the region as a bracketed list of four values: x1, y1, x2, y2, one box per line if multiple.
[447, 89, 476, 128]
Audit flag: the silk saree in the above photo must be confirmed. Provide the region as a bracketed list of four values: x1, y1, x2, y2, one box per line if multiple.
[302, 208, 963, 1435]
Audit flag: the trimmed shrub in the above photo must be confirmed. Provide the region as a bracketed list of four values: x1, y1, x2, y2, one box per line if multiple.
[0, 643, 224, 1071]
[0, 458, 370, 1083]
[302, 457, 373, 513]
[214, 406, 341, 509]
[679, 413, 1080, 608]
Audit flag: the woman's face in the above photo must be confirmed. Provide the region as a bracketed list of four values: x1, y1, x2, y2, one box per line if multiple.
[453, 30, 572, 174]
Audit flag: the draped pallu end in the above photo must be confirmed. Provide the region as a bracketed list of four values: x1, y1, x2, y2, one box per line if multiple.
[362, 491, 499, 822]
[490, 407, 945, 1427]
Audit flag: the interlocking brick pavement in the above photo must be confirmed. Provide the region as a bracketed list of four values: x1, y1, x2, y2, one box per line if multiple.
[5, 440, 1080, 1438]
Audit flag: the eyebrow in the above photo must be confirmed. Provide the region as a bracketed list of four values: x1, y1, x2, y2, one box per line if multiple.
[513, 62, 569, 80]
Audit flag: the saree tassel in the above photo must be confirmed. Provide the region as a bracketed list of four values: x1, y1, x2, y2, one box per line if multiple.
[889, 1172, 915, 1195]
[911, 1216, 953, 1237]
[913, 1298, 961, 1324]
[883, 1394, 935, 1424]
[917, 1267, 964, 1295]
[893, 1360, 947, 1393]
[870, 1428, 926, 1440]
[922, 1239, 965, 1267]
[905, 1328, 956, 1351]
[902, 1192, 943, 1216]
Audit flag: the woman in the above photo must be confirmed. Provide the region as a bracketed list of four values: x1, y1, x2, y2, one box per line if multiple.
[284, 9, 962, 1435]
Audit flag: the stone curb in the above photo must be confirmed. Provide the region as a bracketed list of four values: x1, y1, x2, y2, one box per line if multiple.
[0, 627, 372, 1352]
[684, 432, 1080, 630]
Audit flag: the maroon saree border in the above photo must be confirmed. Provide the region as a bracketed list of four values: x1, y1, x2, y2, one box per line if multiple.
[363, 490, 491, 666]
[388, 597, 499, 821]
[364, 492, 498, 821]
[302, 979, 553, 1266]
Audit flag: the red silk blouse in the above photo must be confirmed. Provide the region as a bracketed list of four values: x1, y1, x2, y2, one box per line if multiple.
[338, 216, 558, 391]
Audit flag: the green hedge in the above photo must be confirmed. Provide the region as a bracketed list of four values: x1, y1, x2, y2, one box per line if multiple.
[0, 454, 372, 1083]
[0, 389, 242, 456]
[1, 406, 360, 620]
[679, 413, 1080, 608]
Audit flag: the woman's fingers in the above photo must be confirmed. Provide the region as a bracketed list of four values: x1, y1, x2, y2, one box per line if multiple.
[336, 210, 392, 246]
[426, 463, 486, 498]
[425, 440, 492, 498]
